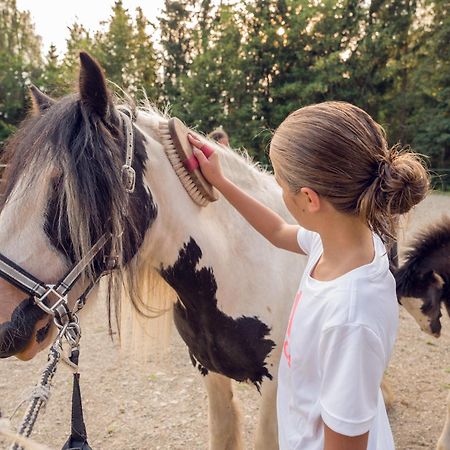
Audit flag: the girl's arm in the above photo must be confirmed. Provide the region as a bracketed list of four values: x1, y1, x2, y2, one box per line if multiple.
[324, 424, 369, 450]
[188, 134, 303, 254]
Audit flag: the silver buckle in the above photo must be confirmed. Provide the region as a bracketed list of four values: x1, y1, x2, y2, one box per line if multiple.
[121, 164, 136, 193]
[34, 285, 68, 316]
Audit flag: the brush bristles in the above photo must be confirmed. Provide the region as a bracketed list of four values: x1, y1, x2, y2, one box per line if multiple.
[159, 121, 210, 207]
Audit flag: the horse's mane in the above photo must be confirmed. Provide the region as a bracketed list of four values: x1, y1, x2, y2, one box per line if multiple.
[401, 215, 450, 269]
[138, 101, 275, 192]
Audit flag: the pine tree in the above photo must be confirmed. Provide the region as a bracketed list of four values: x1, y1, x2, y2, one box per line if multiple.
[0, 0, 42, 145]
[96, 0, 135, 89]
[158, 0, 196, 114]
[37, 44, 67, 97]
[131, 7, 158, 101]
[62, 22, 95, 85]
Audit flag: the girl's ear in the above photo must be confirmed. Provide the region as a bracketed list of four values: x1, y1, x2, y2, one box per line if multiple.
[300, 187, 321, 212]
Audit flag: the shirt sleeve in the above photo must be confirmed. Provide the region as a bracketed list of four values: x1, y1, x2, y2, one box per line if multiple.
[296, 227, 319, 255]
[319, 324, 386, 436]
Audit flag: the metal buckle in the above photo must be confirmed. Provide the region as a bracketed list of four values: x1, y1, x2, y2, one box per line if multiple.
[103, 255, 119, 271]
[121, 164, 136, 193]
[34, 285, 68, 316]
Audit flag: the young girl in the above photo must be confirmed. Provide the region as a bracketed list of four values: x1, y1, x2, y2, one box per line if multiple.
[188, 101, 429, 450]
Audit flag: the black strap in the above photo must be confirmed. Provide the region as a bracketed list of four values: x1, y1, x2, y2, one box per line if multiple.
[0, 233, 110, 301]
[0, 253, 47, 297]
[61, 350, 92, 450]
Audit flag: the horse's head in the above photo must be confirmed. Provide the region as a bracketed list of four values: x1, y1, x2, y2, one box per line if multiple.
[395, 217, 450, 337]
[0, 52, 156, 360]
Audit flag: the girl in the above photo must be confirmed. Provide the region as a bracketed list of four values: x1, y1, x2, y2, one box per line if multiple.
[188, 101, 429, 450]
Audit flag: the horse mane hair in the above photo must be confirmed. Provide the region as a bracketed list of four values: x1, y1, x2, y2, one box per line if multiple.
[401, 215, 450, 269]
[396, 215, 450, 298]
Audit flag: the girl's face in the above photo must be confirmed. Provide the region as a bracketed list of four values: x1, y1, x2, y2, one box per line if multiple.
[272, 167, 307, 226]
[271, 155, 321, 231]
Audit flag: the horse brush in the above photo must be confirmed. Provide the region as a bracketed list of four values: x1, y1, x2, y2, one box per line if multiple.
[159, 117, 218, 207]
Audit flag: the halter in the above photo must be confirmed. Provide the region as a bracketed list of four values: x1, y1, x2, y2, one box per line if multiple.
[1, 108, 136, 450]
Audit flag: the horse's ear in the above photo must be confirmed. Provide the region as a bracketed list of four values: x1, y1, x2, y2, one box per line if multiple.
[79, 52, 110, 118]
[432, 271, 445, 289]
[29, 85, 55, 114]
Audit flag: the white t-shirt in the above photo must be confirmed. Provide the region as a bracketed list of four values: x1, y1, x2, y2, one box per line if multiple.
[277, 227, 398, 450]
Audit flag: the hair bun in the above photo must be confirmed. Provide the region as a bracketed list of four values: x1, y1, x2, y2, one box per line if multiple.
[378, 148, 429, 215]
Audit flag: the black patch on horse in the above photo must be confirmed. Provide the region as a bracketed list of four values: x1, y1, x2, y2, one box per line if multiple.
[159, 238, 275, 390]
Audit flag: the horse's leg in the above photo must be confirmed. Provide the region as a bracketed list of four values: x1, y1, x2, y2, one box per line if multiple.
[203, 372, 244, 450]
[254, 378, 279, 450]
[437, 391, 450, 450]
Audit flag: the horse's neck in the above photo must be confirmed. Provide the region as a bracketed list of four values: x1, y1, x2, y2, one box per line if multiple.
[216, 147, 286, 215]
[135, 108, 290, 268]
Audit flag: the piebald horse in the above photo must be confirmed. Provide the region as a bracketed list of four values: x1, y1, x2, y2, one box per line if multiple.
[394, 216, 450, 450]
[0, 53, 303, 448]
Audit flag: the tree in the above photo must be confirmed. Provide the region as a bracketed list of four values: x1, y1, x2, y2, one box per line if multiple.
[158, 0, 197, 114]
[36, 44, 67, 97]
[96, 0, 135, 89]
[131, 7, 158, 102]
[0, 0, 42, 146]
[62, 22, 95, 86]
[406, 0, 450, 167]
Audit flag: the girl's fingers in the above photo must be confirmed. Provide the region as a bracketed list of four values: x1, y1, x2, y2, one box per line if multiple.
[193, 147, 208, 164]
[200, 143, 214, 158]
[188, 133, 202, 148]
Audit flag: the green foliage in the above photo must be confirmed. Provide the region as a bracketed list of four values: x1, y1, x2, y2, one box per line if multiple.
[0, 0, 42, 146]
[0, 0, 448, 169]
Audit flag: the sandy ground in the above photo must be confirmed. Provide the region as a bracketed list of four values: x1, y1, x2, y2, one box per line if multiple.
[1, 193, 450, 450]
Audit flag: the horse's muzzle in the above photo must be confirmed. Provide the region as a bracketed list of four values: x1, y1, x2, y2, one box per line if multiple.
[0, 297, 47, 358]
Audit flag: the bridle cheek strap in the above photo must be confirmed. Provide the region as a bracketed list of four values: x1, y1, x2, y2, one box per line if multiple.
[0, 233, 111, 318]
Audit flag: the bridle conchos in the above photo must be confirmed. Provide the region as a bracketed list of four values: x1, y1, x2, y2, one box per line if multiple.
[1, 108, 137, 449]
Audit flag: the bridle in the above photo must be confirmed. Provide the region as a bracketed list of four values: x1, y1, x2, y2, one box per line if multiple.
[1, 107, 137, 450]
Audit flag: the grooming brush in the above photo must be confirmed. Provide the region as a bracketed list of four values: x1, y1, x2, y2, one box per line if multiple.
[159, 117, 218, 207]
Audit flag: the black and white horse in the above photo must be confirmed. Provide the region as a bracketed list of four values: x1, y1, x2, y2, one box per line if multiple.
[394, 215, 450, 450]
[0, 53, 304, 448]
[396, 216, 450, 338]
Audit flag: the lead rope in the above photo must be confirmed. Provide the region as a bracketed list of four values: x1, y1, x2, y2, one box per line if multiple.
[9, 282, 99, 450]
[10, 346, 60, 450]
[61, 349, 92, 450]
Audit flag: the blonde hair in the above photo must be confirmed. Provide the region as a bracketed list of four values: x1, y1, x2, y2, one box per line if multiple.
[270, 101, 429, 241]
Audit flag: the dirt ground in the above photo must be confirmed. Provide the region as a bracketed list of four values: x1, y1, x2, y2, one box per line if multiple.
[1, 193, 450, 450]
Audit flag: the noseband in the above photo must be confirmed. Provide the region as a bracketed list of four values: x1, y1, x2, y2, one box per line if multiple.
[0, 107, 137, 450]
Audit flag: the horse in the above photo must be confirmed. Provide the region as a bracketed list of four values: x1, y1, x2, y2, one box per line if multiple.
[393, 215, 450, 450]
[0, 52, 303, 449]
[395, 215, 450, 338]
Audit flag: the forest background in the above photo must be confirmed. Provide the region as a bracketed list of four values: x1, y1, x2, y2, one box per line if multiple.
[0, 0, 448, 179]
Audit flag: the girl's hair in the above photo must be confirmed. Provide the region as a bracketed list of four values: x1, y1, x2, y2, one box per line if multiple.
[208, 128, 229, 143]
[270, 101, 429, 241]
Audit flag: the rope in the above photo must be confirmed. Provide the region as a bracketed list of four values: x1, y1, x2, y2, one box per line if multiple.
[10, 346, 60, 450]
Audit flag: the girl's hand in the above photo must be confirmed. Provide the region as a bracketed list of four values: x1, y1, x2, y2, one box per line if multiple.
[188, 133, 226, 189]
